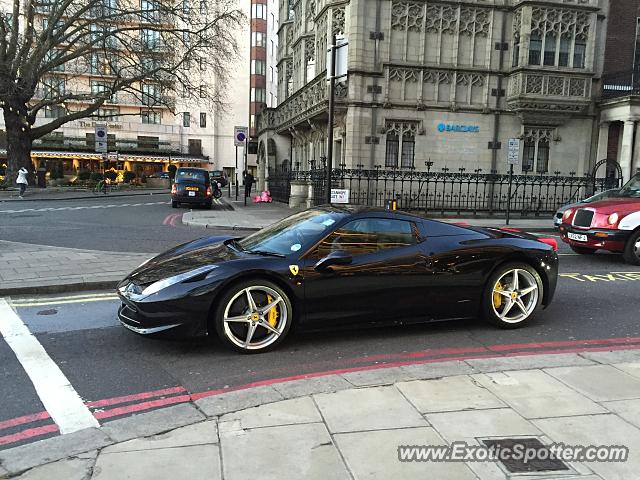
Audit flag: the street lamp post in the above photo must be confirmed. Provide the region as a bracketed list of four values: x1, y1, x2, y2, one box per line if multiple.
[325, 34, 337, 204]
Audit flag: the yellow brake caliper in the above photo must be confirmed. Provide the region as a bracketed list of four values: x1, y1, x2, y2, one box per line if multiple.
[266, 295, 279, 327]
[493, 281, 503, 309]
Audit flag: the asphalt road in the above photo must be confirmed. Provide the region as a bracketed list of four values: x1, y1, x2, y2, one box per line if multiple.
[0, 193, 236, 252]
[1, 195, 639, 450]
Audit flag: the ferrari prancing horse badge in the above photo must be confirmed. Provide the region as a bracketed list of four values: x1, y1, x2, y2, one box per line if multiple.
[289, 265, 299, 276]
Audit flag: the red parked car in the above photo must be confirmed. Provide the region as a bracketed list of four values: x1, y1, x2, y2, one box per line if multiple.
[559, 174, 640, 265]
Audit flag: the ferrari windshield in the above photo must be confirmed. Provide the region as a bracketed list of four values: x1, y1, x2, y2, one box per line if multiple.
[237, 209, 348, 256]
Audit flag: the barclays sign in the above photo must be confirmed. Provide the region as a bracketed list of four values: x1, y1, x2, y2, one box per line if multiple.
[437, 123, 480, 133]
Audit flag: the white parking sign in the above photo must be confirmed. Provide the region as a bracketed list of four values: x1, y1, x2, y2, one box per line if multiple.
[331, 189, 349, 204]
[507, 138, 520, 165]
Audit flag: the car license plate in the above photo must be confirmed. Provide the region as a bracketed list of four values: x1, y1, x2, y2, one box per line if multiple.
[188, 191, 196, 197]
[568, 232, 587, 242]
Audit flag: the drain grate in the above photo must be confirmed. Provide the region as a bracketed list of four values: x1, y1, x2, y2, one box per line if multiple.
[481, 437, 570, 473]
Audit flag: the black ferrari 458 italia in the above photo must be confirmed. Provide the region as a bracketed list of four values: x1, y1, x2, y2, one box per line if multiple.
[117, 206, 558, 353]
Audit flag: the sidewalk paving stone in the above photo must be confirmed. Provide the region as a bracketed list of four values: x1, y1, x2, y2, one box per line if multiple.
[426, 407, 542, 442]
[545, 365, 640, 402]
[101, 403, 205, 443]
[534, 414, 640, 480]
[101, 420, 218, 453]
[0, 427, 111, 475]
[93, 444, 220, 480]
[396, 375, 505, 413]
[579, 350, 640, 364]
[220, 423, 350, 480]
[335, 427, 477, 480]
[601, 399, 640, 429]
[611, 361, 640, 380]
[473, 370, 607, 418]
[339, 365, 416, 386]
[194, 385, 284, 417]
[465, 353, 594, 373]
[219, 397, 322, 430]
[399, 360, 475, 380]
[314, 386, 427, 434]
[271, 374, 352, 399]
[9, 457, 94, 480]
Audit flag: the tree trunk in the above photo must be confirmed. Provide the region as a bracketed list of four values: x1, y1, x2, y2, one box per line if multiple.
[3, 106, 34, 187]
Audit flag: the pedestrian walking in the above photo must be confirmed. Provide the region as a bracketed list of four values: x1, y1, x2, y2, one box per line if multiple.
[243, 170, 255, 198]
[16, 167, 29, 198]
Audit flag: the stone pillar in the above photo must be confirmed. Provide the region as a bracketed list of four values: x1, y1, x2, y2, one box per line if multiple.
[595, 122, 609, 163]
[620, 120, 635, 183]
[633, 123, 640, 178]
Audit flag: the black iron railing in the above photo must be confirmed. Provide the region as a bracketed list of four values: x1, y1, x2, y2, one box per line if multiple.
[270, 165, 614, 216]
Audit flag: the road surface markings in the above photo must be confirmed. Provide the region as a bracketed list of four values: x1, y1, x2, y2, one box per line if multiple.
[560, 272, 640, 282]
[0, 299, 99, 434]
[10, 292, 119, 308]
[0, 201, 168, 215]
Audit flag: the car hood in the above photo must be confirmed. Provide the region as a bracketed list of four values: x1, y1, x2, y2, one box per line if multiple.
[125, 236, 237, 285]
[576, 198, 640, 215]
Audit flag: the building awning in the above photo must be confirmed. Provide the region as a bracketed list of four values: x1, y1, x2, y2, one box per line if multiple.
[0, 149, 208, 163]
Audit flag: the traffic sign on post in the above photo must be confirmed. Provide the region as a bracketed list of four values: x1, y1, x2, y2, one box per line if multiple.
[234, 126, 248, 147]
[95, 124, 108, 153]
[507, 138, 520, 165]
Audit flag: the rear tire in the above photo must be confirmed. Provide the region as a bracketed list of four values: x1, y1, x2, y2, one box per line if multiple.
[570, 245, 597, 255]
[205, 202, 213, 209]
[623, 230, 640, 266]
[213, 279, 292, 353]
[171, 201, 178, 208]
[482, 262, 543, 329]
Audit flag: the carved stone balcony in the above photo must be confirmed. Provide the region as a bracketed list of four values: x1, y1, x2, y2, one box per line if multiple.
[506, 71, 592, 116]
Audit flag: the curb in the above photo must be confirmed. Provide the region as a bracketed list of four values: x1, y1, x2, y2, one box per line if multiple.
[0, 280, 119, 296]
[1, 347, 638, 477]
[0, 190, 168, 203]
[181, 219, 260, 231]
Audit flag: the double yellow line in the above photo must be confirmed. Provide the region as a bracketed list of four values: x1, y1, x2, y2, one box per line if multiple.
[10, 292, 119, 308]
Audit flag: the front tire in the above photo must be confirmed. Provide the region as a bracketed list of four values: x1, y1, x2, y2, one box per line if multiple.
[213, 280, 293, 353]
[623, 230, 640, 266]
[570, 245, 597, 255]
[482, 263, 543, 329]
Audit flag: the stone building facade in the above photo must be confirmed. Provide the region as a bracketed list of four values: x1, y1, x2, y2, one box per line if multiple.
[257, 0, 610, 188]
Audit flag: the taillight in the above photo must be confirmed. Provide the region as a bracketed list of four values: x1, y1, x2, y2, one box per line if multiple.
[500, 227, 522, 233]
[538, 237, 558, 251]
[206, 187, 212, 197]
[171, 184, 177, 194]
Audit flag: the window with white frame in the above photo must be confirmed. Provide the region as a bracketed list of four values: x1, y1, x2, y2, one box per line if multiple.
[384, 122, 417, 169]
[251, 31, 266, 47]
[252, 3, 266, 19]
[141, 83, 160, 105]
[251, 59, 266, 75]
[522, 128, 552, 174]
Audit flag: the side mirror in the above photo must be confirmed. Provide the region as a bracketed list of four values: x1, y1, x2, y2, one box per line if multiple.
[314, 250, 353, 271]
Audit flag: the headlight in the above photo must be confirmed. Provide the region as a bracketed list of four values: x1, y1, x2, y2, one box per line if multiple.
[608, 213, 619, 225]
[563, 209, 573, 220]
[141, 265, 219, 297]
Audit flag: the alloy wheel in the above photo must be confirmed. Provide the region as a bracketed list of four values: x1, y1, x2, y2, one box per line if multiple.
[491, 268, 539, 324]
[222, 285, 288, 351]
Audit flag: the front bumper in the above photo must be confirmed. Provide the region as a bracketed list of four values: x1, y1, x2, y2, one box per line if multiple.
[117, 294, 210, 337]
[558, 225, 630, 252]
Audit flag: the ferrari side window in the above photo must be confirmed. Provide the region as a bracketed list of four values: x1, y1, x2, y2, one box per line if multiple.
[314, 219, 417, 258]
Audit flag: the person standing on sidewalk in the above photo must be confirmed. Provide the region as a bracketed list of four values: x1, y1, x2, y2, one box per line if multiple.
[16, 167, 29, 198]
[243, 170, 254, 199]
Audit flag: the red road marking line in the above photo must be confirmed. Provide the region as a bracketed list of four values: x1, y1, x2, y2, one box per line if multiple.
[0, 424, 58, 446]
[487, 337, 640, 352]
[0, 411, 50, 431]
[86, 386, 187, 408]
[94, 394, 191, 420]
[189, 343, 640, 401]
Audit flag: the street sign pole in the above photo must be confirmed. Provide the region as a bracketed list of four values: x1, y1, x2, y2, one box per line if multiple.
[505, 138, 521, 226]
[506, 163, 514, 225]
[235, 145, 239, 201]
[233, 126, 248, 202]
[326, 34, 337, 204]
